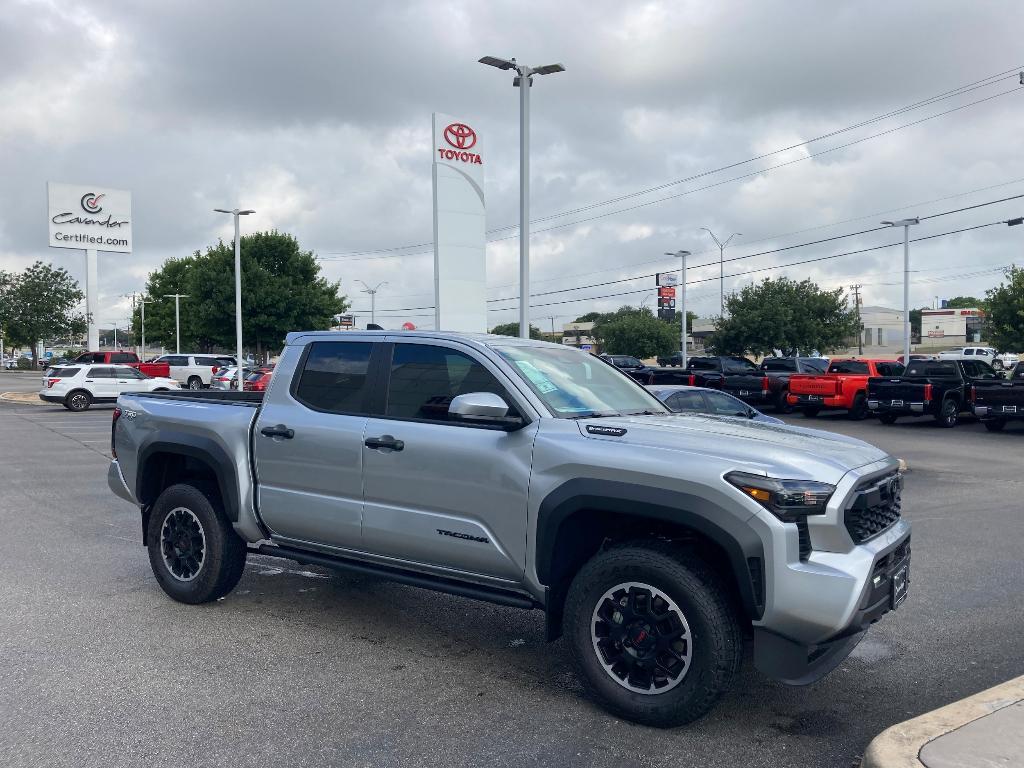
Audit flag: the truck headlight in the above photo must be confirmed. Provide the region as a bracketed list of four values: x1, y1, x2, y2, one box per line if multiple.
[725, 472, 835, 522]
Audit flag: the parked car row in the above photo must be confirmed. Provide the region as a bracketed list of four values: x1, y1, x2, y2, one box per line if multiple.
[602, 353, 1024, 432]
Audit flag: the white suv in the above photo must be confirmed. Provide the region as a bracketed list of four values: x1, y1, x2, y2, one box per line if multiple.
[152, 354, 225, 389]
[937, 346, 997, 363]
[39, 364, 179, 411]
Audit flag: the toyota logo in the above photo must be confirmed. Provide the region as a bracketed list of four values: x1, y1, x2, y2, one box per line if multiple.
[80, 193, 105, 214]
[444, 123, 477, 150]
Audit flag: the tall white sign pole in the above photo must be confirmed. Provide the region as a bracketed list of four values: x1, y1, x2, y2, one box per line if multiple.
[86, 249, 99, 350]
[518, 73, 530, 339]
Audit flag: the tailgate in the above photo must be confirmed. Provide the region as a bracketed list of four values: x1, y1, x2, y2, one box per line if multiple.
[790, 374, 837, 396]
[974, 382, 1024, 408]
[868, 378, 926, 401]
[138, 362, 171, 377]
[721, 374, 767, 396]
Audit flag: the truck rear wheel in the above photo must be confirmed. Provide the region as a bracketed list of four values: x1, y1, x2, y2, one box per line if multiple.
[775, 390, 794, 414]
[935, 398, 959, 428]
[146, 483, 247, 604]
[848, 393, 869, 421]
[564, 542, 741, 728]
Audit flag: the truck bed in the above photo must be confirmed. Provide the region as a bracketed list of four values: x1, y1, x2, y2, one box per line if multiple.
[130, 390, 263, 406]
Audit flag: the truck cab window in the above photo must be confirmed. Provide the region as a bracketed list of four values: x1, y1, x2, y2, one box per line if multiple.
[293, 342, 374, 414]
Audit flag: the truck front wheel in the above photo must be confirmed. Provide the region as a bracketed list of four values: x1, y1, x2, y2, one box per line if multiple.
[564, 542, 741, 728]
[146, 483, 247, 604]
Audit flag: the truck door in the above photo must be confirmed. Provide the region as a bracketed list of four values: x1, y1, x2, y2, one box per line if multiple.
[253, 340, 375, 550]
[360, 339, 537, 582]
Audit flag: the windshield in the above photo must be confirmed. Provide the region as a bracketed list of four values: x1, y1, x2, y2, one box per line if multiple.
[495, 345, 669, 418]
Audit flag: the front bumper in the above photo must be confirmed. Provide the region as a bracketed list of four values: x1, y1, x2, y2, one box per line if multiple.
[107, 460, 137, 505]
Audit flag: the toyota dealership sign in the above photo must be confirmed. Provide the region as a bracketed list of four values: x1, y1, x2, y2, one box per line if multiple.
[48, 182, 133, 253]
[433, 114, 484, 189]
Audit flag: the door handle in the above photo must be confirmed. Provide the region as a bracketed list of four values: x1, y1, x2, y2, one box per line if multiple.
[364, 435, 404, 452]
[260, 424, 295, 439]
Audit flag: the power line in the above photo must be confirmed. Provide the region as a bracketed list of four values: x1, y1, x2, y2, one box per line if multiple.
[352, 217, 1017, 315]
[319, 66, 1023, 260]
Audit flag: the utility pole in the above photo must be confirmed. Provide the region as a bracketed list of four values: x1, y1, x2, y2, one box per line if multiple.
[701, 228, 741, 316]
[139, 297, 155, 361]
[357, 281, 387, 327]
[163, 294, 190, 354]
[850, 284, 863, 355]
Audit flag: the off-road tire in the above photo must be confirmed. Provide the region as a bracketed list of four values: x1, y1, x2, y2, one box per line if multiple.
[64, 390, 92, 412]
[879, 413, 899, 425]
[775, 390, 794, 414]
[187, 376, 203, 390]
[848, 393, 869, 421]
[146, 483, 246, 604]
[802, 406, 821, 417]
[564, 541, 741, 728]
[935, 398, 959, 428]
[984, 419, 1007, 432]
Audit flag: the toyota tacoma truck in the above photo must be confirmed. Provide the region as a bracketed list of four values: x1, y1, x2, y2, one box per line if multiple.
[867, 358, 1002, 427]
[789, 359, 904, 420]
[107, 331, 911, 727]
[970, 362, 1024, 432]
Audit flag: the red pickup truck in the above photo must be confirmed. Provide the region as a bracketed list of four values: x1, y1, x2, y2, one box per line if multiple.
[72, 351, 171, 378]
[788, 358, 905, 420]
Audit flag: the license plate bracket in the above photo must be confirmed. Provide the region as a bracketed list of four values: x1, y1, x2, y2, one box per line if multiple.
[739, 390, 750, 396]
[892, 400, 904, 407]
[807, 394, 821, 401]
[891, 564, 909, 608]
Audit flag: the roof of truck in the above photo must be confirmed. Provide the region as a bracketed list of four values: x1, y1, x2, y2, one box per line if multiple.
[284, 329, 570, 350]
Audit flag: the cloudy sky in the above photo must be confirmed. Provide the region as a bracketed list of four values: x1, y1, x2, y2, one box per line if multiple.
[2, 0, 1023, 333]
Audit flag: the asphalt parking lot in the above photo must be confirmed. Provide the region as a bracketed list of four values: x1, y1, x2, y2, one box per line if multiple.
[1, 372, 1022, 768]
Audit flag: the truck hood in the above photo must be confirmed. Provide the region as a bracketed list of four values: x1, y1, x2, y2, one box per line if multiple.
[576, 413, 889, 484]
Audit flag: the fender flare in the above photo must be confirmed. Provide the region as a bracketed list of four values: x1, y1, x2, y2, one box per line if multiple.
[136, 431, 240, 522]
[535, 478, 765, 620]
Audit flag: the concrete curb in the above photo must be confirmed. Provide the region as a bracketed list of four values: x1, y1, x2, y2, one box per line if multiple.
[862, 675, 1024, 767]
[0, 392, 45, 405]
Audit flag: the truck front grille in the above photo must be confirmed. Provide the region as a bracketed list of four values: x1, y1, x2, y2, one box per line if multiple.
[845, 472, 902, 543]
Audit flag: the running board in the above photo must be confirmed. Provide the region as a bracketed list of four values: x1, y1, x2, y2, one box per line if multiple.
[256, 543, 539, 610]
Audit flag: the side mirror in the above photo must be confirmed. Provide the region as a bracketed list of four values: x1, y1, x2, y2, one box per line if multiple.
[448, 392, 523, 431]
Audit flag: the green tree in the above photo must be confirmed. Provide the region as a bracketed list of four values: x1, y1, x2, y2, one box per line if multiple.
[134, 232, 347, 355]
[944, 296, 986, 310]
[594, 307, 678, 358]
[3, 262, 86, 366]
[489, 322, 544, 340]
[707, 277, 859, 356]
[983, 266, 1024, 352]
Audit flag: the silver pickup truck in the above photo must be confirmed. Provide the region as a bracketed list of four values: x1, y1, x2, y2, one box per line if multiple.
[108, 331, 911, 727]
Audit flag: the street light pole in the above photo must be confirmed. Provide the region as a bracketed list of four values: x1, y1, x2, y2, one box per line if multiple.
[701, 228, 741, 316]
[479, 55, 565, 339]
[666, 250, 691, 368]
[163, 294, 190, 354]
[215, 208, 255, 388]
[882, 218, 920, 363]
[357, 281, 388, 327]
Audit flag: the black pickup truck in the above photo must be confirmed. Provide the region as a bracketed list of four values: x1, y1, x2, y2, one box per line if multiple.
[867, 359, 1003, 427]
[971, 363, 1024, 431]
[759, 356, 830, 413]
[678, 356, 772, 406]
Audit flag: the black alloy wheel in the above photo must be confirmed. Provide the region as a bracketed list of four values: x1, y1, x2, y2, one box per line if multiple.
[848, 393, 869, 421]
[159, 507, 207, 581]
[591, 582, 692, 695]
[775, 390, 795, 414]
[936, 398, 959, 428]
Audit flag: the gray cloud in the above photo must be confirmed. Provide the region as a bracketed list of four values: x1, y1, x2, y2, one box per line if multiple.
[1, 0, 1022, 333]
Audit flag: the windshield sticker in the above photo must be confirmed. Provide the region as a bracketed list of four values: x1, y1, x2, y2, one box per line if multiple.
[514, 360, 559, 393]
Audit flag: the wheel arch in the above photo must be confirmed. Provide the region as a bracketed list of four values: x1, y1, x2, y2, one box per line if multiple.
[136, 432, 240, 533]
[536, 479, 765, 640]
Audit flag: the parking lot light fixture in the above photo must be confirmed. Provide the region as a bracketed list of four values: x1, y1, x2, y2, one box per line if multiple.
[215, 208, 255, 389]
[162, 294, 190, 354]
[666, 250, 692, 369]
[882, 218, 920, 365]
[479, 55, 565, 339]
